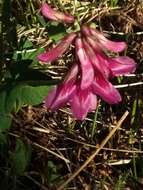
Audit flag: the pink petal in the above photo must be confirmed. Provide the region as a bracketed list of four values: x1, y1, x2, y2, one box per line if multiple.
[64, 64, 79, 83]
[109, 56, 136, 76]
[41, 3, 74, 23]
[45, 86, 57, 108]
[82, 26, 127, 52]
[41, 3, 57, 21]
[38, 32, 77, 63]
[75, 38, 94, 89]
[101, 40, 127, 53]
[92, 74, 121, 104]
[70, 88, 93, 120]
[89, 93, 98, 112]
[85, 36, 102, 53]
[45, 82, 76, 110]
[95, 53, 111, 78]
[45, 63, 78, 110]
[83, 38, 111, 78]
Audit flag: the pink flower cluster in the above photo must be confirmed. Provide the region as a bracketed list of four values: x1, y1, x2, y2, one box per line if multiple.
[38, 3, 136, 120]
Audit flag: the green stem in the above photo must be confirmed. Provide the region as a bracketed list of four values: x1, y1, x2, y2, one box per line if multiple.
[132, 144, 137, 179]
[91, 104, 99, 138]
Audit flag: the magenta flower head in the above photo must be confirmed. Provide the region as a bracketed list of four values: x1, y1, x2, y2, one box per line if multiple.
[75, 37, 94, 89]
[82, 26, 127, 52]
[38, 32, 77, 63]
[81, 26, 136, 78]
[45, 64, 78, 110]
[41, 3, 74, 24]
[37, 6, 137, 121]
[45, 64, 98, 120]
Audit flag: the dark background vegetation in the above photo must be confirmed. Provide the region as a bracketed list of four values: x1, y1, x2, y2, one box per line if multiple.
[0, 0, 143, 189]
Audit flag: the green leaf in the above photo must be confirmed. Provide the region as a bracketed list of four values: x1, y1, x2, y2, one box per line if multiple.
[0, 90, 12, 132]
[10, 139, 31, 176]
[37, 14, 47, 27]
[0, 132, 8, 153]
[46, 161, 62, 185]
[18, 85, 50, 105]
[21, 38, 33, 49]
[0, 90, 7, 113]
[12, 48, 44, 61]
[0, 114, 11, 132]
[6, 84, 51, 112]
[47, 22, 66, 42]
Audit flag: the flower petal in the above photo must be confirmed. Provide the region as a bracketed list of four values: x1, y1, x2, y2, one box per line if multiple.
[92, 74, 121, 104]
[45, 62, 78, 110]
[70, 88, 92, 120]
[83, 38, 111, 78]
[38, 32, 77, 63]
[41, 3, 74, 23]
[82, 26, 127, 52]
[45, 86, 58, 108]
[64, 64, 79, 83]
[89, 93, 98, 112]
[45, 82, 76, 110]
[109, 56, 136, 76]
[75, 38, 94, 89]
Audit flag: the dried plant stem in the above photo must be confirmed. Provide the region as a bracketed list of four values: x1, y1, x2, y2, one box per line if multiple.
[57, 111, 129, 190]
[25, 174, 49, 190]
[115, 81, 143, 89]
[33, 142, 70, 163]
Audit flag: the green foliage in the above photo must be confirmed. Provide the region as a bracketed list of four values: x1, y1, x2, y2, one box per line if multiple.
[0, 82, 50, 129]
[0, 115, 11, 132]
[45, 161, 63, 186]
[0, 90, 11, 132]
[0, 138, 32, 190]
[107, 0, 119, 7]
[0, 133, 7, 149]
[113, 173, 128, 190]
[0, 2, 56, 188]
[10, 139, 31, 176]
[12, 37, 44, 65]
[1, 0, 143, 190]
[37, 14, 47, 27]
[5, 84, 50, 112]
[46, 22, 67, 42]
[19, 37, 33, 50]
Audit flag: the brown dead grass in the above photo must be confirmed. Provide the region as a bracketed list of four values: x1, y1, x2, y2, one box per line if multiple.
[10, 0, 143, 189]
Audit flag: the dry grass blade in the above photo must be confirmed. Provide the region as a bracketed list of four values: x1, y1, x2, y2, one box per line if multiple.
[25, 175, 49, 190]
[33, 142, 70, 163]
[57, 111, 129, 190]
[115, 81, 143, 89]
